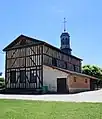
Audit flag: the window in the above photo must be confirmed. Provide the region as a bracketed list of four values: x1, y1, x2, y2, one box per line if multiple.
[61, 38, 65, 45]
[30, 70, 37, 83]
[74, 77, 76, 82]
[85, 79, 87, 83]
[10, 71, 16, 83]
[62, 38, 64, 41]
[20, 70, 26, 83]
[65, 38, 68, 44]
[52, 58, 57, 66]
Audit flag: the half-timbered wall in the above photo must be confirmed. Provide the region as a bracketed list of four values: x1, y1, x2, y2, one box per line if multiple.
[43, 45, 81, 72]
[6, 44, 43, 89]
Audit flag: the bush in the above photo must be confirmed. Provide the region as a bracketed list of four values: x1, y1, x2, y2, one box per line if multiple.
[0, 77, 5, 89]
[0, 77, 4, 82]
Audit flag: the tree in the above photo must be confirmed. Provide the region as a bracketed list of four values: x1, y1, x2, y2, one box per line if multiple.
[82, 65, 102, 80]
[0, 77, 5, 89]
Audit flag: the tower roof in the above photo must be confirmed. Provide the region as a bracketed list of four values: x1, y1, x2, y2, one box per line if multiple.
[60, 32, 70, 37]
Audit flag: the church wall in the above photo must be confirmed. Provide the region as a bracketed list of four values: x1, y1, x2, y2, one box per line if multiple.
[43, 65, 69, 92]
[43, 45, 81, 72]
[4, 34, 85, 94]
[43, 65, 91, 93]
[6, 44, 43, 89]
[43, 65, 90, 93]
[68, 74, 90, 93]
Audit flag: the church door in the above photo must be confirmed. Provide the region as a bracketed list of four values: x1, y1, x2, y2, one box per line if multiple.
[57, 78, 67, 94]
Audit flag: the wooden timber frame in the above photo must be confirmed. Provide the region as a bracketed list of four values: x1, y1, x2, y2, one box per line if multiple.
[4, 40, 43, 93]
[43, 44, 82, 73]
[3, 35, 82, 93]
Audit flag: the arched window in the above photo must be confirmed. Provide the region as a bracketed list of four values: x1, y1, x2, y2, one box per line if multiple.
[61, 38, 64, 45]
[65, 38, 68, 44]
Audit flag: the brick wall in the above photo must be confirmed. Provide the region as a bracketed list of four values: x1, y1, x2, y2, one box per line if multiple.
[68, 74, 90, 93]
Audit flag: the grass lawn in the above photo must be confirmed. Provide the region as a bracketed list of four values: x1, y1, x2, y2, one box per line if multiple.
[0, 99, 102, 119]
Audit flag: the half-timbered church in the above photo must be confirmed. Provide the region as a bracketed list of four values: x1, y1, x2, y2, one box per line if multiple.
[3, 20, 97, 94]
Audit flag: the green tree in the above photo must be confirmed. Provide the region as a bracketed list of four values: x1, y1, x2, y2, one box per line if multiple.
[82, 65, 102, 80]
[0, 77, 5, 88]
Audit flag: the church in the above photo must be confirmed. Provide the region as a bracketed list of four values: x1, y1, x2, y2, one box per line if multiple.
[3, 19, 97, 94]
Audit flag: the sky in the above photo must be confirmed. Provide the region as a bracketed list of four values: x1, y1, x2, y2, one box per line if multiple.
[0, 0, 102, 76]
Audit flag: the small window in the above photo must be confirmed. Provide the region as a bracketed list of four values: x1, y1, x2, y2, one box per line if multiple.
[30, 70, 37, 83]
[62, 38, 64, 41]
[74, 77, 76, 82]
[85, 79, 87, 83]
[65, 38, 68, 44]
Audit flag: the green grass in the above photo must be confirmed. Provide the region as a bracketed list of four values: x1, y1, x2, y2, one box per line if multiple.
[0, 99, 102, 119]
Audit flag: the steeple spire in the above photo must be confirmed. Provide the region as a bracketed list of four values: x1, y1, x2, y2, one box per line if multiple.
[63, 17, 67, 32]
[60, 18, 72, 55]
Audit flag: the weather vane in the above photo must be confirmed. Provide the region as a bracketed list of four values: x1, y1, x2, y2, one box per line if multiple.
[63, 18, 67, 32]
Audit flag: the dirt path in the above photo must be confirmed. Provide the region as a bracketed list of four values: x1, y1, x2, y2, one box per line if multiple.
[0, 90, 102, 102]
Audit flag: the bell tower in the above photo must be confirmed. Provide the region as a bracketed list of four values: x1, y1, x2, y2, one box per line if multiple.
[60, 18, 72, 55]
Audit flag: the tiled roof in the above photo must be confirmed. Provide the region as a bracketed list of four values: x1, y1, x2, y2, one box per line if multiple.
[46, 65, 98, 80]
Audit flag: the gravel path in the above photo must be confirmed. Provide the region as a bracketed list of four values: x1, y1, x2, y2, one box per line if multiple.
[0, 90, 102, 102]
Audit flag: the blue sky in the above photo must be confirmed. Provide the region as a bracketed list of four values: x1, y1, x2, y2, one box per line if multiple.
[0, 0, 102, 75]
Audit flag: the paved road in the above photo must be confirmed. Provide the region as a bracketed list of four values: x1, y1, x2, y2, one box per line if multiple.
[0, 90, 102, 102]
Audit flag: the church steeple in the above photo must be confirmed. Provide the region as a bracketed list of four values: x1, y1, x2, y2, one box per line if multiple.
[60, 18, 72, 55]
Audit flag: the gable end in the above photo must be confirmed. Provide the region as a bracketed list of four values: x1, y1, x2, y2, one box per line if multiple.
[3, 34, 44, 51]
